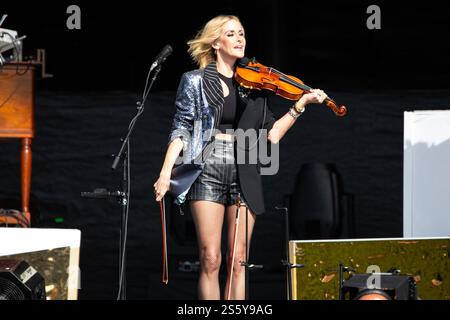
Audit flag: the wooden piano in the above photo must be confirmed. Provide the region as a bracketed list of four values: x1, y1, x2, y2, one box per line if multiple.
[0, 62, 38, 226]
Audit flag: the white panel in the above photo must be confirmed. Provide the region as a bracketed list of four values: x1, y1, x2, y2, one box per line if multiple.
[403, 110, 450, 237]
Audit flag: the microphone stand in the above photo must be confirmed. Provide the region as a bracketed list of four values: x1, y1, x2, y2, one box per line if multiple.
[338, 264, 355, 300]
[111, 63, 164, 300]
[275, 204, 304, 300]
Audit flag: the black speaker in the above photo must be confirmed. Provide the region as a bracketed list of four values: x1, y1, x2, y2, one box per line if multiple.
[341, 273, 417, 300]
[290, 163, 345, 239]
[0, 259, 46, 300]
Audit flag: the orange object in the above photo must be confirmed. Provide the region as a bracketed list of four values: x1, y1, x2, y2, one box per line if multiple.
[235, 58, 347, 116]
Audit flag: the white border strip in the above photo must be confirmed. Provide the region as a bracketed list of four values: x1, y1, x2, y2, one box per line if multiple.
[0, 228, 81, 256]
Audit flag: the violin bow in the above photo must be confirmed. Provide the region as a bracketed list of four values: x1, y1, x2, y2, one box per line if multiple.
[159, 197, 168, 285]
[226, 194, 242, 300]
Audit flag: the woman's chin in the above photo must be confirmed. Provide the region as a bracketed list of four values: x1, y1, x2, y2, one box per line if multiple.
[234, 52, 245, 59]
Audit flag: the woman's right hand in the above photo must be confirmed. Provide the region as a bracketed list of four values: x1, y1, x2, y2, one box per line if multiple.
[153, 172, 171, 202]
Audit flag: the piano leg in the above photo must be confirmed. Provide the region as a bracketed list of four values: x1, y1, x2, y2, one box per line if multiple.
[21, 137, 32, 225]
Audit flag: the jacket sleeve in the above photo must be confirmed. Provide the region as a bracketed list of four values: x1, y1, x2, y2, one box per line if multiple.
[262, 98, 276, 132]
[168, 73, 195, 148]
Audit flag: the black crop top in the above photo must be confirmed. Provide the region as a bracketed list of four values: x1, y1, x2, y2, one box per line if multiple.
[218, 73, 244, 133]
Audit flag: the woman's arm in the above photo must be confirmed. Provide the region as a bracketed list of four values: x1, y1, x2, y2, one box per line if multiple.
[154, 72, 197, 201]
[268, 89, 327, 144]
[154, 138, 184, 201]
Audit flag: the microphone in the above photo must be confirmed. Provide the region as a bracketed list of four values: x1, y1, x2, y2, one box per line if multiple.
[150, 45, 173, 72]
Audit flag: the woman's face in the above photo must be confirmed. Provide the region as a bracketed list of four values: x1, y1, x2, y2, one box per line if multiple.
[214, 19, 246, 60]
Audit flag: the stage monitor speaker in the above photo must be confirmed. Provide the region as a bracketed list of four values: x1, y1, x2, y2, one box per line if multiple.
[0, 228, 81, 300]
[0, 259, 46, 300]
[289, 237, 450, 300]
[342, 273, 417, 300]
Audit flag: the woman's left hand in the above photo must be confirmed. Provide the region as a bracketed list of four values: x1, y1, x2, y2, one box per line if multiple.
[297, 89, 328, 108]
[295, 89, 328, 110]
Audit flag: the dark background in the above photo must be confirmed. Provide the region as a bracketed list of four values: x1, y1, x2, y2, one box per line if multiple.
[4, 0, 450, 91]
[1, 0, 450, 299]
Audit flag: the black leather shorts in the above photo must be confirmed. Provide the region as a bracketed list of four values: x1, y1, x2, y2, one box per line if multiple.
[187, 138, 245, 206]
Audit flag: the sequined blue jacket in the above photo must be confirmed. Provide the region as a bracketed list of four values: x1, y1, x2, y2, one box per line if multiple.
[168, 63, 277, 214]
[168, 69, 216, 164]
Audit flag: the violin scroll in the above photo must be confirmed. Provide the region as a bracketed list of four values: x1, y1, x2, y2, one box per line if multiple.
[324, 97, 347, 117]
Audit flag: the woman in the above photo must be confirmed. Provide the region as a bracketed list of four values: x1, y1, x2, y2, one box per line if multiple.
[153, 15, 327, 300]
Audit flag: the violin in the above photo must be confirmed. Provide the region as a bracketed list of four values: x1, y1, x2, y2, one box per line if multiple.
[235, 57, 347, 116]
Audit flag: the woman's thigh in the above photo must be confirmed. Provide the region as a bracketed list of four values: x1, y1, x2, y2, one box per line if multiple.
[190, 200, 226, 251]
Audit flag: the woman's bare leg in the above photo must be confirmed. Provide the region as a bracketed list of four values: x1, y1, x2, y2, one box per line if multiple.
[190, 200, 225, 300]
[224, 203, 256, 300]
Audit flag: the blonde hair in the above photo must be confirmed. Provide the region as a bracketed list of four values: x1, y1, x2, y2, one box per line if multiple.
[187, 15, 242, 69]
